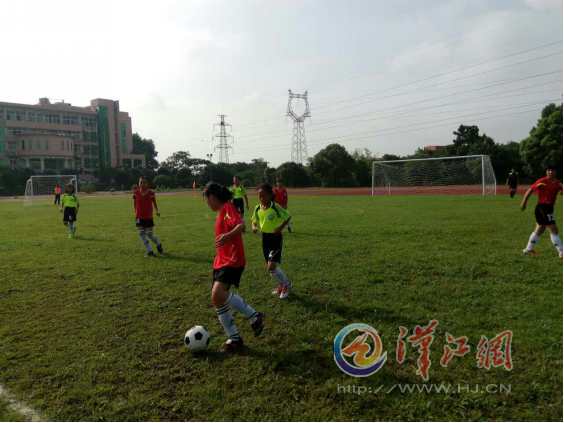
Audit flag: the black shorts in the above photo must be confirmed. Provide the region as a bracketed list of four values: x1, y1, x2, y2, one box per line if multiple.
[212, 266, 245, 288]
[63, 207, 77, 223]
[136, 218, 154, 228]
[54, 194, 61, 204]
[262, 233, 283, 263]
[535, 204, 556, 225]
[233, 198, 245, 216]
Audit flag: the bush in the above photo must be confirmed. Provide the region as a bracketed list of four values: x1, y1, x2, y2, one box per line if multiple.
[81, 183, 96, 194]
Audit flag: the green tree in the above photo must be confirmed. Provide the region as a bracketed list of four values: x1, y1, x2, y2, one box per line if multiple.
[448, 125, 496, 156]
[310, 143, 356, 187]
[520, 103, 563, 177]
[276, 162, 312, 187]
[132, 133, 159, 169]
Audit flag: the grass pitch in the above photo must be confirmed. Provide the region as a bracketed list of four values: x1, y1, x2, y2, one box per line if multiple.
[0, 192, 562, 421]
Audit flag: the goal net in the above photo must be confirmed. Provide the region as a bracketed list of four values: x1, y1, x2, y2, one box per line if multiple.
[372, 155, 496, 196]
[24, 175, 78, 205]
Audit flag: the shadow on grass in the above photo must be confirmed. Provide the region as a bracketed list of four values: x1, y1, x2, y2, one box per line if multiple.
[157, 252, 211, 264]
[288, 292, 418, 326]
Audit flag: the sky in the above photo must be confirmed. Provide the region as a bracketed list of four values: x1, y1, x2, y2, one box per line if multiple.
[0, 0, 562, 166]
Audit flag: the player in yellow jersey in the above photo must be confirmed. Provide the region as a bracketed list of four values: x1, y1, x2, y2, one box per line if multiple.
[230, 176, 249, 217]
[59, 183, 80, 238]
[251, 183, 293, 299]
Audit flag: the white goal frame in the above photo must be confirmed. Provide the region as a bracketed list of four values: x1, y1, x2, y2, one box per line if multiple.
[24, 175, 78, 203]
[371, 154, 496, 196]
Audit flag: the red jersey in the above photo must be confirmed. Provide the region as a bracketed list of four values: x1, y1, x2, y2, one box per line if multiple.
[54, 186, 62, 195]
[214, 202, 246, 269]
[273, 186, 288, 208]
[134, 187, 156, 219]
[531, 176, 562, 205]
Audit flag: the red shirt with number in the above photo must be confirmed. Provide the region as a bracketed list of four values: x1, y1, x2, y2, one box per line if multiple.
[214, 201, 246, 269]
[273, 187, 288, 208]
[134, 187, 156, 219]
[531, 177, 562, 206]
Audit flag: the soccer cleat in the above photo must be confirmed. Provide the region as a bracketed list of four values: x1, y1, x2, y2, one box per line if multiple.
[146, 251, 156, 257]
[522, 249, 538, 256]
[221, 338, 244, 353]
[250, 312, 264, 337]
[279, 282, 292, 299]
[271, 284, 283, 296]
[157, 244, 164, 254]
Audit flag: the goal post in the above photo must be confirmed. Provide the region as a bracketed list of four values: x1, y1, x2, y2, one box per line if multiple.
[371, 155, 496, 196]
[24, 174, 78, 204]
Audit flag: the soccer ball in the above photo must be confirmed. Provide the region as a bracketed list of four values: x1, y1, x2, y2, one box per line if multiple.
[184, 325, 210, 352]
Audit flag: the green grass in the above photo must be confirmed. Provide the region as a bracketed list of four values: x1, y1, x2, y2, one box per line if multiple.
[0, 193, 561, 421]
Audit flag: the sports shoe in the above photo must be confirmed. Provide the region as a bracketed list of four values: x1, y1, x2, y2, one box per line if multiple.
[271, 284, 283, 296]
[522, 249, 538, 256]
[222, 338, 244, 353]
[157, 244, 164, 254]
[279, 282, 292, 299]
[250, 312, 264, 337]
[146, 251, 156, 257]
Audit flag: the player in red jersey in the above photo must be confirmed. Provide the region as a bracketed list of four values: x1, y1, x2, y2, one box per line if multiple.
[520, 165, 563, 258]
[203, 182, 264, 353]
[133, 177, 164, 257]
[274, 178, 292, 232]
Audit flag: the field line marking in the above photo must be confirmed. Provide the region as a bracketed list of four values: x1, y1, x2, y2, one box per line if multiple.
[0, 384, 43, 422]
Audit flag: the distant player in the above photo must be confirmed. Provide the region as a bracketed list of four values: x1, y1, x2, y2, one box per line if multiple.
[203, 182, 264, 353]
[59, 183, 79, 238]
[133, 177, 164, 257]
[230, 176, 249, 217]
[520, 165, 563, 258]
[251, 183, 293, 299]
[53, 183, 62, 205]
[506, 169, 518, 198]
[274, 178, 292, 232]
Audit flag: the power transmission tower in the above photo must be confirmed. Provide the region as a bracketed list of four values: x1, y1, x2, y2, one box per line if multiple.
[212, 114, 233, 164]
[287, 89, 311, 164]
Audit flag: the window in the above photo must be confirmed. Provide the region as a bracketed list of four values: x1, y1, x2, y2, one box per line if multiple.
[21, 140, 25, 150]
[30, 158, 41, 170]
[133, 159, 143, 168]
[35, 140, 41, 150]
[63, 115, 79, 125]
[122, 159, 132, 168]
[8, 142, 16, 151]
[46, 114, 60, 124]
[6, 110, 16, 120]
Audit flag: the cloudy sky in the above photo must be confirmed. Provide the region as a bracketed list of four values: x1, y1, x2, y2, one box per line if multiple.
[1, 0, 562, 165]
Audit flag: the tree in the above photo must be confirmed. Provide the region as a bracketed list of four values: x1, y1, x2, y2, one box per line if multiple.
[448, 125, 496, 156]
[310, 143, 356, 187]
[520, 103, 563, 178]
[132, 133, 158, 169]
[352, 149, 376, 187]
[276, 162, 312, 187]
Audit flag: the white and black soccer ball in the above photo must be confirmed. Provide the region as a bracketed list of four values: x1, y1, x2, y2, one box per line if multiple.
[184, 325, 210, 352]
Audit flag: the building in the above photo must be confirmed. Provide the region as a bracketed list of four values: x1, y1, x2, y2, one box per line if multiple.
[0, 98, 145, 173]
[423, 145, 447, 153]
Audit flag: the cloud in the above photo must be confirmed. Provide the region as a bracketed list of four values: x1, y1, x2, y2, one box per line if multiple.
[524, 0, 562, 10]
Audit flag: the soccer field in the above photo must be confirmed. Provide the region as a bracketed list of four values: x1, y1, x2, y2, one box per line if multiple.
[0, 193, 562, 421]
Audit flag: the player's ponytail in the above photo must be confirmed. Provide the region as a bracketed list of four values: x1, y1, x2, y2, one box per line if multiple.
[204, 182, 233, 203]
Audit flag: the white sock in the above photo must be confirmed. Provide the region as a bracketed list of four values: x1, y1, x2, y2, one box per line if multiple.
[228, 292, 258, 320]
[216, 303, 241, 341]
[549, 233, 563, 253]
[271, 267, 291, 287]
[138, 229, 153, 253]
[525, 232, 540, 252]
[146, 229, 161, 246]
